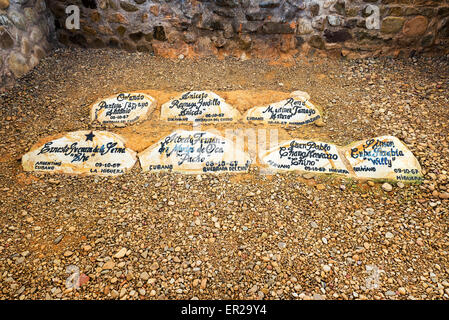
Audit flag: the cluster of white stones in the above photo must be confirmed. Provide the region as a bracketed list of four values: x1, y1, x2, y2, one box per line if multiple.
[261, 136, 423, 182]
[138, 130, 251, 174]
[22, 90, 423, 182]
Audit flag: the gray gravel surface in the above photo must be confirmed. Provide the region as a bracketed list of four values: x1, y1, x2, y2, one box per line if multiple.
[0, 48, 448, 300]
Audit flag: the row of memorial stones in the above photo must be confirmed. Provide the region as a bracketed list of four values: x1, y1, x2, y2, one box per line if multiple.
[90, 90, 323, 126]
[50, 0, 449, 57]
[22, 90, 423, 182]
[0, 0, 54, 88]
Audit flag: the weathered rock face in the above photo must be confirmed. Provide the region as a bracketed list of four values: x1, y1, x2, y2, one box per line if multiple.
[47, 0, 449, 59]
[0, 0, 10, 10]
[0, 0, 55, 89]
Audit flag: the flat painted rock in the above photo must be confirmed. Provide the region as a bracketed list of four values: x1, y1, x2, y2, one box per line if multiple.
[244, 95, 322, 126]
[22, 131, 137, 176]
[91, 92, 156, 126]
[138, 130, 251, 174]
[343, 136, 423, 182]
[160, 91, 240, 123]
[290, 90, 311, 101]
[261, 140, 350, 175]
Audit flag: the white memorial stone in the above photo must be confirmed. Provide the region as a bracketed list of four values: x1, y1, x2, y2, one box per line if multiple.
[343, 136, 423, 182]
[160, 91, 240, 123]
[91, 92, 156, 125]
[290, 90, 311, 101]
[244, 96, 322, 126]
[22, 131, 137, 176]
[138, 130, 251, 174]
[261, 139, 350, 175]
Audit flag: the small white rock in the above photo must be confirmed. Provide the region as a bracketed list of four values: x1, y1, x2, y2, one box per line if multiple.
[114, 247, 127, 259]
[382, 183, 393, 192]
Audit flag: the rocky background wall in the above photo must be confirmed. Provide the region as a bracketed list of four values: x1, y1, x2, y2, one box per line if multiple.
[0, 0, 55, 89]
[48, 0, 449, 59]
[1, 0, 449, 89]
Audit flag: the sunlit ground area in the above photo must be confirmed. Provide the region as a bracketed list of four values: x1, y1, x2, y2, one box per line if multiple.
[0, 48, 448, 300]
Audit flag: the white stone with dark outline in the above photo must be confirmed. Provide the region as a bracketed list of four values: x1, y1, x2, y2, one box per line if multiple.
[138, 130, 251, 174]
[244, 94, 322, 126]
[91, 92, 156, 126]
[160, 91, 240, 123]
[260, 139, 350, 175]
[343, 136, 423, 182]
[22, 131, 137, 176]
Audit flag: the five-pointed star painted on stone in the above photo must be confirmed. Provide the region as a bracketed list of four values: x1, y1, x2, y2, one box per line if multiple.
[85, 131, 95, 142]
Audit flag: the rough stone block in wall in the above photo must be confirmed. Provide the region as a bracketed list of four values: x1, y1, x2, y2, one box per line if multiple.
[0, 0, 56, 90]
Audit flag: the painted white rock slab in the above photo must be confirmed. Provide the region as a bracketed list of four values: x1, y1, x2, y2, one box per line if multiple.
[290, 90, 311, 101]
[344, 136, 422, 182]
[138, 130, 251, 174]
[22, 131, 137, 176]
[261, 140, 350, 175]
[91, 92, 156, 125]
[160, 91, 240, 123]
[244, 97, 322, 126]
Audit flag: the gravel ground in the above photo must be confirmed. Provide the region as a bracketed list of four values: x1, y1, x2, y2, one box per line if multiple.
[0, 48, 448, 300]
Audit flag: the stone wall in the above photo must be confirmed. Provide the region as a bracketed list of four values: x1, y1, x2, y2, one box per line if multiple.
[0, 0, 55, 89]
[49, 0, 449, 59]
[1, 0, 449, 89]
